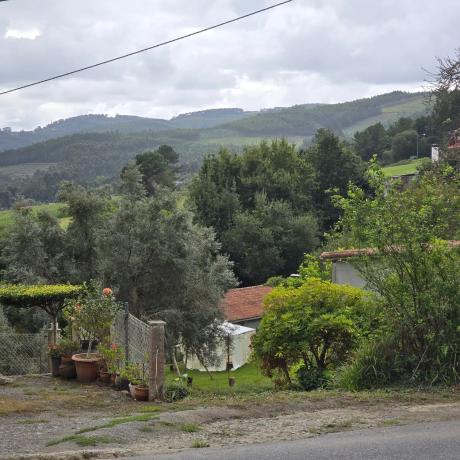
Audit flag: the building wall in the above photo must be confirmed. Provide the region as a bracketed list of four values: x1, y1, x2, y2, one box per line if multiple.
[234, 318, 261, 330]
[332, 261, 366, 289]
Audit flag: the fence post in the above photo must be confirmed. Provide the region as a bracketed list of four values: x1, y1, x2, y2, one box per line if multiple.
[148, 320, 166, 401]
[124, 302, 129, 365]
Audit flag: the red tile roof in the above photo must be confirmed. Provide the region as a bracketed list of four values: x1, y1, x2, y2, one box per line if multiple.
[221, 285, 273, 322]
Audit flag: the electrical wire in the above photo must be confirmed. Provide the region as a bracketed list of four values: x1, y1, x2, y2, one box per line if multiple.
[0, 0, 293, 96]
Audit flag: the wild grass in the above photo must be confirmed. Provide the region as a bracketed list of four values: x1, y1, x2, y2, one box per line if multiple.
[191, 440, 210, 448]
[46, 434, 121, 447]
[180, 423, 200, 433]
[76, 413, 159, 434]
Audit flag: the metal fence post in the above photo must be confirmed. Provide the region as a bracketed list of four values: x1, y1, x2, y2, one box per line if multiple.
[124, 302, 129, 365]
[148, 320, 166, 401]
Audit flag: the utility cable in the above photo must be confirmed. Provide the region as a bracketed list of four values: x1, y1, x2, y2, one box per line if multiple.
[0, 0, 293, 96]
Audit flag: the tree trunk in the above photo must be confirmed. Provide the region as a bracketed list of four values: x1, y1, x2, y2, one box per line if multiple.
[171, 346, 181, 376]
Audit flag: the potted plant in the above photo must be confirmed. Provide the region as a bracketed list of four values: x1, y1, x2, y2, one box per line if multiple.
[48, 344, 61, 377]
[64, 284, 121, 383]
[57, 338, 80, 379]
[97, 342, 124, 384]
[131, 363, 149, 401]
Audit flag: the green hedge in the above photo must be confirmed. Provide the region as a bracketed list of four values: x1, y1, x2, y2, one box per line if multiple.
[0, 284, 83, 309]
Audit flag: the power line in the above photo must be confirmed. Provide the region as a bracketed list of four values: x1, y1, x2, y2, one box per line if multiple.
[0, 0, 293, 96]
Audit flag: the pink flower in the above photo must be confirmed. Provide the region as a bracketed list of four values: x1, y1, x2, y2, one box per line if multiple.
[110, 343, 118, 350]
[103, 288, 113, 297]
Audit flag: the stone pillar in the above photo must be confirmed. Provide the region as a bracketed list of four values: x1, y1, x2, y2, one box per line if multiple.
[148, 320, 166, 401]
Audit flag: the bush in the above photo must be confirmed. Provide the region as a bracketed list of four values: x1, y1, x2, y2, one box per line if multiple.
[252, 278, 375, 388]
[164, 383, 189, 402]
[296, 365, 329, 391]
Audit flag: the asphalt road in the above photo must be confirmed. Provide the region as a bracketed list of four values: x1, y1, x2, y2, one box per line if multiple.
[121, 420, 460, 460]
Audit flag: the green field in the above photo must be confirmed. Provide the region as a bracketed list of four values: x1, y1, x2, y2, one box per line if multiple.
[166, 363, 273, 395]
[0, 202, 69, 234]
[382, 158, 428, 177]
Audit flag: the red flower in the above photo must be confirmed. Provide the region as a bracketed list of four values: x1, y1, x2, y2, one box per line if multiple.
[110, 343, 118, 350]
[102, 288, 113, 297]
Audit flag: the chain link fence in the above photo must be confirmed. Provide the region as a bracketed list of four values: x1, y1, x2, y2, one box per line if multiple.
[0, 331, 48, 375]
[112, 308, 150, 367]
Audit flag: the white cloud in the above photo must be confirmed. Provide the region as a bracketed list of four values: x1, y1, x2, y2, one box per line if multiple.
[0, 0, 459, 130]
[4, 28, 41, 40]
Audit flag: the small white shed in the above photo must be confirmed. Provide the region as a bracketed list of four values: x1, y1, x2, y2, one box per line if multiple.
[188, 322, 256, 372]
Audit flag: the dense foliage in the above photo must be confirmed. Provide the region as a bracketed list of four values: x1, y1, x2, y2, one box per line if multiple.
[252, 277, 373, 389]
[335, 163, 460, 387]
[190, 136, 364, 284]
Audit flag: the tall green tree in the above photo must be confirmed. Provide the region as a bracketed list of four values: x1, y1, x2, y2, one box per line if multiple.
[306, 129, 365, 232]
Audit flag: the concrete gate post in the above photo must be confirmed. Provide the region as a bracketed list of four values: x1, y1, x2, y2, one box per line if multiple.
[148, 320, 166, 401]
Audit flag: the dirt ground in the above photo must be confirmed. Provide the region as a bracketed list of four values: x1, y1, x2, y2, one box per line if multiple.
[2, 375, 460, 460]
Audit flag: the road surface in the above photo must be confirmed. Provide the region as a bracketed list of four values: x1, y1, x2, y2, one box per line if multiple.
[120, 420, 460, 460]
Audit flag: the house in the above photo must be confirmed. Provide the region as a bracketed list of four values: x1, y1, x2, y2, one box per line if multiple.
[320, 241, 460, 289]
[220, 285, 273, 330]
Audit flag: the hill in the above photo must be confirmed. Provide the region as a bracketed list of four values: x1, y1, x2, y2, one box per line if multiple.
[0, 109, 256, 152]
[0, 91, 430, 204]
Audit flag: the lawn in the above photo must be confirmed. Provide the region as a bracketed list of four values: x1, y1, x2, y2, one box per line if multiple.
[165, 363, 274, 395]
[382, 158, 428, 177]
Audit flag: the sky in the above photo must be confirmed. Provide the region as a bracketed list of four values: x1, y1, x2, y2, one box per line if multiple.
[1, 0, 459, 130]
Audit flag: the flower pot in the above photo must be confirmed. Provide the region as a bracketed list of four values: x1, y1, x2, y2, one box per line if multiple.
[59, 360, 77, 379]
[99, 371, 111, 384]
[51, 356, 61, 377]
[129, 383, 136, 399]
[61, 355, 73, 365]
[134, 385, 149, 401]
[72, 353, 101, 383]
[228, 377, 236, 387]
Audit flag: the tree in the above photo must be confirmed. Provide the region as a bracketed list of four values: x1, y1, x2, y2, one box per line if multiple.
[252, 278, 372, 388]
[222, 194, 318, 285]
[335, 164, 460, 386]
[58, 182, 112, 282]
[1, 208, 70, 284]
[135, 145, 179, 195]
[305, 129, 366, 232]
[353, 122, 390, 162]
[390, 129, 418, 162]
[98, 166, 236, 362]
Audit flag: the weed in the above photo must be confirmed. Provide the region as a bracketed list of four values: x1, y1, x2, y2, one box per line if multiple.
[46, 435, 120, 447]
[139, 405, 161, 413]
[180, 423, 200, 433]
[191, 440, 209, 448]
[76, 413, 158, 434]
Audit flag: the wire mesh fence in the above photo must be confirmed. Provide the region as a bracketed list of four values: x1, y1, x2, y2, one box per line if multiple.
[112, 309, 150, 367]
[0, 331, 48, 375]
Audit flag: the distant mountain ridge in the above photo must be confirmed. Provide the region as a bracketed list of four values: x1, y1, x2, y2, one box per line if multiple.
[0, 108, 257, 152]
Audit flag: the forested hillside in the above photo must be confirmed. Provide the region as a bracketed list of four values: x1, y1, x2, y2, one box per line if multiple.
[0, 91, 429, 206]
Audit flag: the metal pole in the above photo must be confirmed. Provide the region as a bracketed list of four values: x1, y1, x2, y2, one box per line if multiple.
[124, 302, 129, 365]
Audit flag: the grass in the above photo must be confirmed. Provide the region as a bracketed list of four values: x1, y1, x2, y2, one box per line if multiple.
[76, 413, 159, 434]
[382, 158, 427, 177]
[381, 418, 402, 426]
[180, 423, 200, 433]
[166, 363, 273, 395]
[17, 418, 48, 425]
[46, 435, 120, 447]
[191, 440, 210, 448]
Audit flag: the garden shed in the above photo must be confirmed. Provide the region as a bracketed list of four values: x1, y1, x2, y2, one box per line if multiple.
[188, 322, 256, 372]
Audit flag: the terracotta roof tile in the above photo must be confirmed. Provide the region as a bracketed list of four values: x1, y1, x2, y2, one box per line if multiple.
[221, 285, 273, 322]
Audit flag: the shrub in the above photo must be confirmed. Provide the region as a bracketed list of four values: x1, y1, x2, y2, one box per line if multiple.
[252, 278, 375, 389]
[164, 383, 189, 402]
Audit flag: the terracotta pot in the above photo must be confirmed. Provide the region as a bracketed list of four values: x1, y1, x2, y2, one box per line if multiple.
[61, 355, 73, 365]
[99, 371, 111, 384]
[134, 385, 149, 401]
[72, 353, 101, 383]
[59, 360, 77, 379]
[51, 356, 61, 377]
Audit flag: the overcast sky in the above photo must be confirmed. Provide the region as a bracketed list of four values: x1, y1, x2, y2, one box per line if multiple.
[1, 0, 459, 130]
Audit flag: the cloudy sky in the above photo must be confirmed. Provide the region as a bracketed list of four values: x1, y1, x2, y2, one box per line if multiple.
[1, 0, 459, 130]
